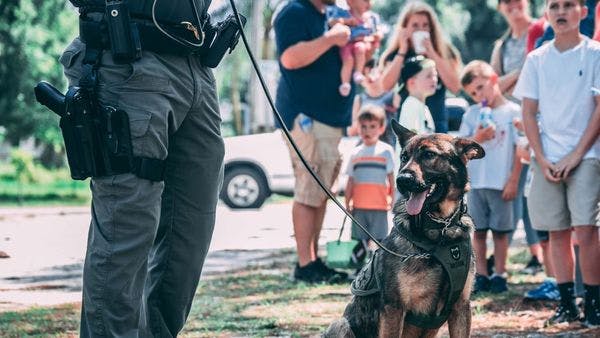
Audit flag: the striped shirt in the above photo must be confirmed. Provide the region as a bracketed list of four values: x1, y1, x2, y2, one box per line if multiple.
[346, 141, 395, 210]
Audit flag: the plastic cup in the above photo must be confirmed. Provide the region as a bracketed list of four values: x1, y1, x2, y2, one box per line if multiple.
[412, 31, 430, 55]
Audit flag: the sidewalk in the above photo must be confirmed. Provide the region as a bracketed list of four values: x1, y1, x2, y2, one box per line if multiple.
[0, 202, 529, 312]
[0, 201, 347, 311]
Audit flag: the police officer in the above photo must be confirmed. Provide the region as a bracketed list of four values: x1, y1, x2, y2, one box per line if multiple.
[61, 1, 223, 336]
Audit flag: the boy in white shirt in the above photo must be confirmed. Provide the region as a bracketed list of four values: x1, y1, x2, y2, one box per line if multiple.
[398, 56, 437, 135]
[459, 60, 522, 294]
[513, 0, 600, 327]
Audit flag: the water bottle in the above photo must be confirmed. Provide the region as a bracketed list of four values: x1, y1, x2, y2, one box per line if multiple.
[479, 100, 495, 129]
[298, 113, 313, 133]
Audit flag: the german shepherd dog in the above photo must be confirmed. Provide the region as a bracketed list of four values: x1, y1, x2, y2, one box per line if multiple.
[324, 121, 485, 338]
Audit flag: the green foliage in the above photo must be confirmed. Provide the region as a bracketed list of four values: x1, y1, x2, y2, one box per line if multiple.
[0, 0, 77, 146]
[10, 149, 36, 184]
[0, 151, 89, 205]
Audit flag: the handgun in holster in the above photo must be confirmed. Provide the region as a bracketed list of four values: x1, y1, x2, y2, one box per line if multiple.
[34, 81, 133, 180]
[199, 13, 247, 68]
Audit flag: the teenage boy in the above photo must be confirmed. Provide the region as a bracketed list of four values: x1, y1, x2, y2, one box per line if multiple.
[459, 60, 522, 294]
[513, 0, 600, 327]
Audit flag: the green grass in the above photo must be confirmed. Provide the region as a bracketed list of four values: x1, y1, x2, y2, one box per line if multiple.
[0, 304, 79, 337]
[0, 179, 90, 206]
[3, 250, 600, 337]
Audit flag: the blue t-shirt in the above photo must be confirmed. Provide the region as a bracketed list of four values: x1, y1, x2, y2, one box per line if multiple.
[274, 0, 354, 129]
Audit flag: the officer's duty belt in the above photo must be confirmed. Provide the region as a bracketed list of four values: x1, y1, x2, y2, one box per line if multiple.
[79, 16, 203, 56]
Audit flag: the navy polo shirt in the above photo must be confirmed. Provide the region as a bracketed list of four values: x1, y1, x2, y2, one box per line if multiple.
[274, 0, 354, 129]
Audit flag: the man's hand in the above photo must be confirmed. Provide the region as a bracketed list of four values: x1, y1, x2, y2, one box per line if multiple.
[473, 125, 495, 143]
[553, 151, 583, 180]
[325, 23, 351, 47]
[501, 177, 518, 201]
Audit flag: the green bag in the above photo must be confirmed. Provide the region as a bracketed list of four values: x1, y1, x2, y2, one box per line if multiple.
[326, 216, 359, 269]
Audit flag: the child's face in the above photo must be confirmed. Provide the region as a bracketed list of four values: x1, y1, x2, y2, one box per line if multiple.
[463, 76, 496, 104]
[358, 118, 384, 146]
[409, 67, 438, 98]
[545, 0, 587, 35]
[347, 0, 371, 14]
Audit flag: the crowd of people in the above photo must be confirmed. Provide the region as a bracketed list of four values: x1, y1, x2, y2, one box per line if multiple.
[274, 0, 600, 329]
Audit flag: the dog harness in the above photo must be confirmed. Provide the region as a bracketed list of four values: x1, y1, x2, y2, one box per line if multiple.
[351, 203, 472, 329]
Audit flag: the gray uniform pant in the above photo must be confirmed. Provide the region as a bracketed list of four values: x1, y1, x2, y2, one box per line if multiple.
[60, 38, 224, 338]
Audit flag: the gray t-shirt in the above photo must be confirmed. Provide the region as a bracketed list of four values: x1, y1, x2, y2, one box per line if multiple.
[502, 34, 527, 75]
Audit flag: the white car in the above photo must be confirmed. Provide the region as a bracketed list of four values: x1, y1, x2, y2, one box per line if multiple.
[220, 98, 468, 209]
[220, 130, 359, 209]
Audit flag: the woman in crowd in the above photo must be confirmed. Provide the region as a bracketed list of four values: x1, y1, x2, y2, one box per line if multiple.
[490, 0, 533, 99]
[378, 0, 461, 133]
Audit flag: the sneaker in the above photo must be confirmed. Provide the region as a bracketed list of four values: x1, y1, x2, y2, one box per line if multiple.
[521, 256, 543, 275]
[293, 261, 327, 284]
[486, 255, 495, 276]
[489, 274, 508, 294]
[545, 304, 581, 326]
[583, 299, 600, 328]
[339, 82, 351, 96]
[473, 274, 490, 294]
[314, 258, 348, 284]
[524, 279, 560, 301]
[352, 71, 365, 84]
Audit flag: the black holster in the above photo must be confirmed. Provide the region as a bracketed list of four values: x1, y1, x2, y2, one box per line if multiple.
[34, 81, 165, 181]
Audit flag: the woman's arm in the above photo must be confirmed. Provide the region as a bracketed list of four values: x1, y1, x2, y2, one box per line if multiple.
[425, 41, 461, 93]
[490, 40, 520, 94]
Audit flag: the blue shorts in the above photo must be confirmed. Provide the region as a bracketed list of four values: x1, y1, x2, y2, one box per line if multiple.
[468, 189, 514, 233]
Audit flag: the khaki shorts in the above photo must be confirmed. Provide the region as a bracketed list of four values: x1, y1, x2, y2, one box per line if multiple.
[528, 158, 600, 231]
[285, 116, 343, 207]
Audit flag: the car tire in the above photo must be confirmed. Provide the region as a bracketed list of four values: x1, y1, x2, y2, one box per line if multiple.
[220, 166, 269, 209]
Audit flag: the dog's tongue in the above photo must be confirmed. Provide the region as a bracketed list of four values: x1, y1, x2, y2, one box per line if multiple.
[406, 189, 429, 216]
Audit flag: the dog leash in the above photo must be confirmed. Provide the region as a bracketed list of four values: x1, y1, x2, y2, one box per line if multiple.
[228, 0, 427, 261]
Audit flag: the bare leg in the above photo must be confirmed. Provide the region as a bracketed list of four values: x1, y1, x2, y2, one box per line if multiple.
[549, 229, 575, 283]
[340, 54, 354, 85]
[540, 239, 555, 277]
[353, 42, 368, 76]
[311, 202, 327, 259]
[473, 231, 488, 276]
[293, 201, 320, 266]
[492, 232, 509, 275]
[573, 226, 600, 284]
[529, 243, 543, 264]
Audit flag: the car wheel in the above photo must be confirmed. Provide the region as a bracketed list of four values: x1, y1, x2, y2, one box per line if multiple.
[220, 167, 269, 209]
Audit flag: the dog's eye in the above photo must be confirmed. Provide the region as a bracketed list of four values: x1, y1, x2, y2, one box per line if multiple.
[421, 150, 436, 160]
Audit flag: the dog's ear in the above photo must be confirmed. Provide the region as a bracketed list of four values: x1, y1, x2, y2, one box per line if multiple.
[454, 137, 485, 163]
[391, 119, 417, 148]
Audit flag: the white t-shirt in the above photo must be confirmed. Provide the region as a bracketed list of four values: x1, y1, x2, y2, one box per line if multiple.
[513, 38, 600, 162]
[458, 101, 520, 190]
[399, 96, 435, 135]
